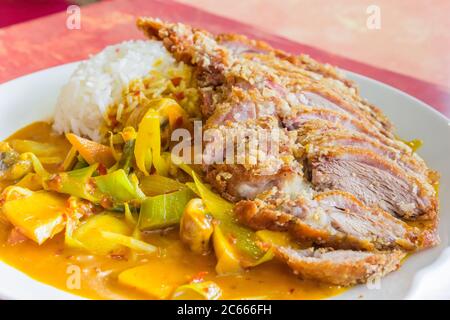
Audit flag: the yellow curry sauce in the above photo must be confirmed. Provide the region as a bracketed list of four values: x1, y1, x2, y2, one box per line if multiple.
[0, 122, 345, 300]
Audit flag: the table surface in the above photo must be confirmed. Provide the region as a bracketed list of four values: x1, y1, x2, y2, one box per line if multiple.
[0, 0, 448, 117]
[180, 0, 450, 92]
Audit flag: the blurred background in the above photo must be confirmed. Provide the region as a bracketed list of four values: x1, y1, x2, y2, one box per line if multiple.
[0, 0, 448, 91]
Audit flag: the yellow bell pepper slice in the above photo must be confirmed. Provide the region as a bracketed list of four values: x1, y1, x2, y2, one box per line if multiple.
[154, 97, 191, 131]
[126, 98, 191, 131]
[134, 98, 190, 176]
[189, 173, 273, 271]
[213, 225, 243, 275]
[134, 108, 168, 176]
[190, 173, 234, 218]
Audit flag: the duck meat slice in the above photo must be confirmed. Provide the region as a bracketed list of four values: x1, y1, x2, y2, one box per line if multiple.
[297, 124, 431, 181]
[309, 147, 438, 220]
[235, 190, 423, 251]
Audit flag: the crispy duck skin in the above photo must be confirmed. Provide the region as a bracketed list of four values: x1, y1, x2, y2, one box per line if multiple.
[137, 18, 440, 285]
[216, 33, 358, 90]
[273, 246, 406, 286]
[137, 18, 392, 135]
[201, 116, 305, 202]
[284, 106, 411, 152]
[251, 54, 395, 135]
[216, 32, 394, 134]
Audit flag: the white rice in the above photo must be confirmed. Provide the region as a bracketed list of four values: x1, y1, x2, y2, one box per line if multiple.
[53, 40, 177, 141]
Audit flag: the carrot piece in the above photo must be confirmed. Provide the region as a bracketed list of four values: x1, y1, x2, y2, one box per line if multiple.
[65, 133, 115, 167]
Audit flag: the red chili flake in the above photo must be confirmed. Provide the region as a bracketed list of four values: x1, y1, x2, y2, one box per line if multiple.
[97, 163, 107, 175]
[110, 254, 127, 261]
[109, 118, 118, 128]
[6, 228, 28, 246]
[79, 200, 95, 217]
[191, 271, 209, 283]
[174, 92, 185, 101]
[100, 197, 113, 209]
[227, 233, 237, 245]
[171, 77, 182, 86]
[174, 116, 184, 128]
[46, 174, 62, 191]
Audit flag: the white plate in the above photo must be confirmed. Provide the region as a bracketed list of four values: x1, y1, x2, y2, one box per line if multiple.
[0, 63, 449, 300]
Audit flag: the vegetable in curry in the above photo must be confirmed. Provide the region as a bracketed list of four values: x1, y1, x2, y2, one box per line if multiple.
[0, 99, 345, 300]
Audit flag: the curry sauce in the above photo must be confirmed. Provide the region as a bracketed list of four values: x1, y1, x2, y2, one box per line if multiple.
[0, 122, 345, 300]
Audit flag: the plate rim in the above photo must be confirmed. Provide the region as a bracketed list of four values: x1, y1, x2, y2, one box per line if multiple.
[0, 61, 448, 300]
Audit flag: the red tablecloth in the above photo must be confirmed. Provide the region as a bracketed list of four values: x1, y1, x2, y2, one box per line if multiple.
[0, 0, 71, 28]
[0, 0, 448, 117]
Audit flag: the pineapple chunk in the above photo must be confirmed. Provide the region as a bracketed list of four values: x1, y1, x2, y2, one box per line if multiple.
[118, 263, 191, 299]
[72, 215, 131, 255]
[2, 190, 67, 244]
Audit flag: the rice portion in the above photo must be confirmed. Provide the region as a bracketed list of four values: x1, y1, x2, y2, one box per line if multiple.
[53, 40, 178, 141]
